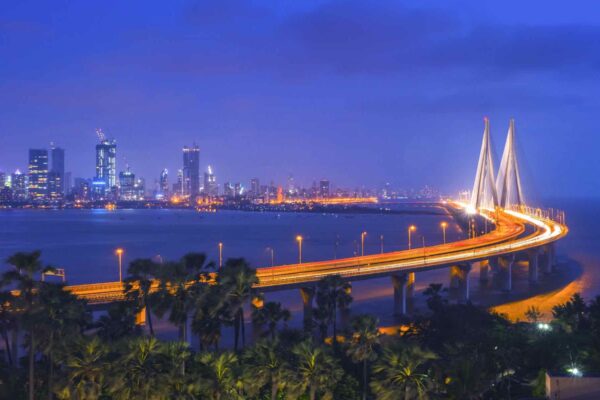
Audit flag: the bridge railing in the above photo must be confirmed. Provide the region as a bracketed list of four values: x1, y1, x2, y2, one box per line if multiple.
[505, 204, 566, 225]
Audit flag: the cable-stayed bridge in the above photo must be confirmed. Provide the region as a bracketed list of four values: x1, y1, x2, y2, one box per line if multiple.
[63, 119, 568, 321]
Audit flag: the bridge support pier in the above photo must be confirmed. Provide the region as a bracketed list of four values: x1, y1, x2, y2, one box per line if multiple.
[449, 266, 461, 289]
[135, 307, 147, 326]
[391, 274, 408, 316]
[458, 263, 472, 302]
[500, 255, 515, 292]
[300, 287, 315, 332]
[479, 260, 490, 283]
[407, 272, 416, 299]
[527, 249, 539, 284]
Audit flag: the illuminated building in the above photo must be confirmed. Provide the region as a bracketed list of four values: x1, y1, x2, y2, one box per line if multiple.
[173, 169, 184, 195]
[276, 186, 284, 203]
[159, 169, 169, 197]
[95, 139, 117, 192]
[319, 179, 330, 198]
[287, 175, 296, 196]
[28, 149, 48, 200]
[47, 172, 63, 200]
[50, 146, 65, 196]
[119, 168, 136, 200]
[182, 145, 200, 198]
[250, 178, 260, 198]
[12, 170, 28, 200]
[0, 172, 6, 188]
[224, 182, 234, 198]
[73, 178, 90, 201]
[203, 165, 218, 196]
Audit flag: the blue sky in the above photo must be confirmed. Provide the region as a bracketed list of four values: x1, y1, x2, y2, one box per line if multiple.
[1, 0, 599, 199]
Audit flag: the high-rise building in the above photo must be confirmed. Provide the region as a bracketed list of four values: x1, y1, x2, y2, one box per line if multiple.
[73, 178, 90, 201]
[203, 165, 217, 197]
[159, 169, 169, 197]
[182, 145, 200, 198]
[12, 170, 28, 200]
[28, 149, 48, 200]
[47, 172, 62, 200]
[319, 179, 330, 198]
[173, 169, 184, 195]
[119, 168, 136, 200]
[96, 139, 117, 191]
[287, 175, 296, 196]
[223, 182, 234, 198]
[64, 172, 72, 195]
[0, 172, 6, 188]
[50, 146, 65, 196]
[250, 178, 260, 198]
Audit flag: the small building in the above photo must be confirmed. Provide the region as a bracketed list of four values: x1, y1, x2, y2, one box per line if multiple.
[546, 372, 600, 399]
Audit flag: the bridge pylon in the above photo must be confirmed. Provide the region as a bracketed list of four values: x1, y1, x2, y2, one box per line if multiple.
[470, 117, 499, 210]
[496, 119, 524, 208]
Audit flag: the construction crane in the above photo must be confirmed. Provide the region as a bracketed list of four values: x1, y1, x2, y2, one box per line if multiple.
[96, 128, 106, 142]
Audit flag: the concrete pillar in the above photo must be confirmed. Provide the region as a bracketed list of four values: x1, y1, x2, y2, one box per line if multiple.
[407, 272, 416, 298]
[548, 243, 556, 271]
[500, 255, 514, 292]
[449, 266, 461, 289]
[479, 260, 490, 283]
[528, 249, 539, 284]
[391, 274, 408, 316]
[300, 287, 315, 331]
[540, 245, 552, 274]
[458, 263, 472, 302]
[135, 307, 147, 326]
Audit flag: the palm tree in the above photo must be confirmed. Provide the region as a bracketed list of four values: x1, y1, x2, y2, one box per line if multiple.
[56, 337, 109, 400]
[251, 301, 291, 340]
[346, 315, 380, 400]
[109, 336, 167, 400]
[291, 341, 343, 400]
[196, 351, 244, 400]
[0, 291, 16, 366]
[316, 274, 352, 346]
[124, 258, 159, 336]
[153, 253, 213, 343]
[160, 341, 199, 399]
[192, 284, 228, 351]
[370, 342, 436, 400]
[423, 283, 446, 312]
[36, 282, 89, 399]
[217, 258, 258, 351]
[242, 339, 290, 400]
[2, 251, 55, 400]
[95, 300, 141, 341]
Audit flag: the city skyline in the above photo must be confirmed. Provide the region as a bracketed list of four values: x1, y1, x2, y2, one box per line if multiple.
[2, 2, 599, 198]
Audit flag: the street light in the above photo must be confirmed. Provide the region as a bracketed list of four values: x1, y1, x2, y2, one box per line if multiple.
[380, 234, 384, 254]
[115, 248, 124, 282]
[361, 231, 367, 256]
[266, 247, 274, 267]
[440, 221, 448, 244]
[408, 225, 416, 250]
[296, 235, 303, 264]
[218, 242, 223, 269]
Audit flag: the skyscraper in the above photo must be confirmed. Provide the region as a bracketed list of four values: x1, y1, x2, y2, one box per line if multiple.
[182, 145, 200, 198]
[203, 165, 217, 197]
[119, 168, 136, 200]
[50, 146, 65, 196]
[319, 179, 330, 198]
[159, 169, 169, 197]
[250, 178, 260, 198]
[96, 139, 117, 191]
[47, 172, 62, 200]
[12, 170, 28, 200]
[28, 149, 48, 200]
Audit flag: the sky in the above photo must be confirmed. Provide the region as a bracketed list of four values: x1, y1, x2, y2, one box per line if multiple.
[1, 0, 599, 199]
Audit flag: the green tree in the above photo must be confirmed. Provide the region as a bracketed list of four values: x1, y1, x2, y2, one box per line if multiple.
[192, 284, 228, 351]
[291, 341, 343, 400]
[370, 342, 436, 400]
[346, 315, 380, 400]
[217, 258, 258, 351]
[125, 258, 160, 336]
[196, 351, 244, 400]
[423, 283, 446, 312]
[160, 341, 199, 399]
[56, 337, 109, 400]
[315, 275, 352, 346]
[251, 301, 291, 340]
[96, 300, 141, 341]
[2, 251, 55, 400]
[153, 253, 213, 343]
[242, 339, 290, 400]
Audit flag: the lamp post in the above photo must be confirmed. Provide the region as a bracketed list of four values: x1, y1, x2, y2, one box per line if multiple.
[266, 247, 274, 267]
[361, 231, 367, 256]
[408, 225, 416, 250]
[380, 234, 384, 254]
[440, 221, 448, 244]
[218, 242, 223, 269]
[115, 248, 124, 282]
[296, 235, 303, 264]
